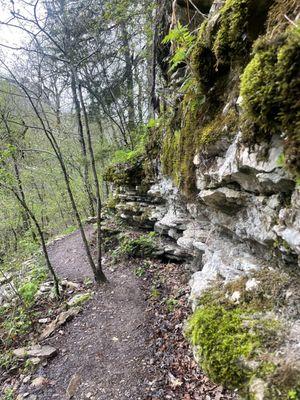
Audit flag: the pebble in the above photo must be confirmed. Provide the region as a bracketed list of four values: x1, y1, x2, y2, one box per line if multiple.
[23, 375, 31, 384]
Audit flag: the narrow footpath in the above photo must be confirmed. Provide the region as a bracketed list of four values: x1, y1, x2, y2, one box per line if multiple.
[34, 228, 152, 399]
[20, 228, 234, 400]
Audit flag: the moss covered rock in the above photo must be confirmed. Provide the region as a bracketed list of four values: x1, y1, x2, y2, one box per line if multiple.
[186, 268, 300, 398]
[103, 161, 144, 187]
[240, 25, 300, 176]
[192, 0, 271, 89]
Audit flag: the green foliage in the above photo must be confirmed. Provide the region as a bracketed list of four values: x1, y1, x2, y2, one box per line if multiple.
[2, 307, 33, 346]
[150, 286, 160, 298]
[18, 234, 40, 258]
[134, 261, 153, 278]
[0, 352, 18, 372]
[240, 25, 300, 176]
[19, 281, 39, 304]
[288, 389, 300, 400]
[3, 388, 15, 400]
[61, 225, 77, 236]
[103, 122, 158, 187]
[162, 22, 196, 72]
[18, 263, 47, 306]
[165, 297, 179, 312]
[114, 232, 157, 260]
[103, 160, 144, 186]
[0, 260, 47, 354]
[105, 194, 119, 211]
[112, 141, 145, 164]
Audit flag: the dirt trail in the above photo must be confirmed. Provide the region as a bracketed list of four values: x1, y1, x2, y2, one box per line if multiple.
[32, 228, 152, 400]
[47, 226, 95, 282]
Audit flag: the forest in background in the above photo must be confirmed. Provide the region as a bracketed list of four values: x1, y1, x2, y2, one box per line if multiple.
[0, 0, 300, 398]
[0, 0, 155, 274]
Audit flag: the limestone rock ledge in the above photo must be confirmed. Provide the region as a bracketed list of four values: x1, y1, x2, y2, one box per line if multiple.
[108, 131, 300, 397]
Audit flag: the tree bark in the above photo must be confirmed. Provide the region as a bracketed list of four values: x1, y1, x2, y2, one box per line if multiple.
[70, 69, 96, 216]
[78, 85, 107, 283]
[121, 22, 136, 137]
[7, 187, 60, 298]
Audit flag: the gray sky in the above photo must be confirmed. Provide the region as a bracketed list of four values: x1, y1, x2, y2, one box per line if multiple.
[0, 2, 28, 56]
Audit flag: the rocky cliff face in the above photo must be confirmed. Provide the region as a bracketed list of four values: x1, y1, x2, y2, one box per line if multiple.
[105, 0, 300, 398]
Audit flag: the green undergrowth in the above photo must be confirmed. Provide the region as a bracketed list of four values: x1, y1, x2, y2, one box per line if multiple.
[0, 262, 47, 342]
[186, 268, 300, 398]
[103, 123, 159, 188]
[0, 253, 49, 371]
[112, 232, 158, 260]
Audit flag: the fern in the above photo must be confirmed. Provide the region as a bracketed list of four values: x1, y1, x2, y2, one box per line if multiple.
[162, 23, 196, 72]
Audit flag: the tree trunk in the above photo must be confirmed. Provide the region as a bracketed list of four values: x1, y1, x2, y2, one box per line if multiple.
[5, 51, 106, 285]
[9, 188, 60, 298]
[121, 22, 136, 136]
[70, 69, 95, 216]
[78, 85, 107, 283]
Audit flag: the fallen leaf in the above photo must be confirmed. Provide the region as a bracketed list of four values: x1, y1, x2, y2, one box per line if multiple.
[66, 373, 81, 399]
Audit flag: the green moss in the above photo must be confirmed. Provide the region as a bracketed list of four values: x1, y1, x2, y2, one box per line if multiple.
[161, 86, 205, 196]
[191, 20, 219, 90]
[68, 292, 92, 307]
[103, 159, 144, 187]
[240, 25, 300, 175]
[161, 97, 237, 196]
[161, 128, 181, 186]
[192, 0, 271, 89]
[186, 305, 258, 388]
[185, 268, 300, 397]
[213, 0, 271, 65]
[213, 0, 252, 65]
[199, 109, 237, 147]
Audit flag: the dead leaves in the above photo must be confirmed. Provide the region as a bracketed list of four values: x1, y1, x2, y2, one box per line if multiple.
[137, 260, 235, 400]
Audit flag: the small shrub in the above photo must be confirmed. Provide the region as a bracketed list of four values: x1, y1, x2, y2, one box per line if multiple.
[116, 233, 157, 260]
[165, 297, 179, 312]
[19, 281, 39, 304]
[150, 287, 160, 299]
